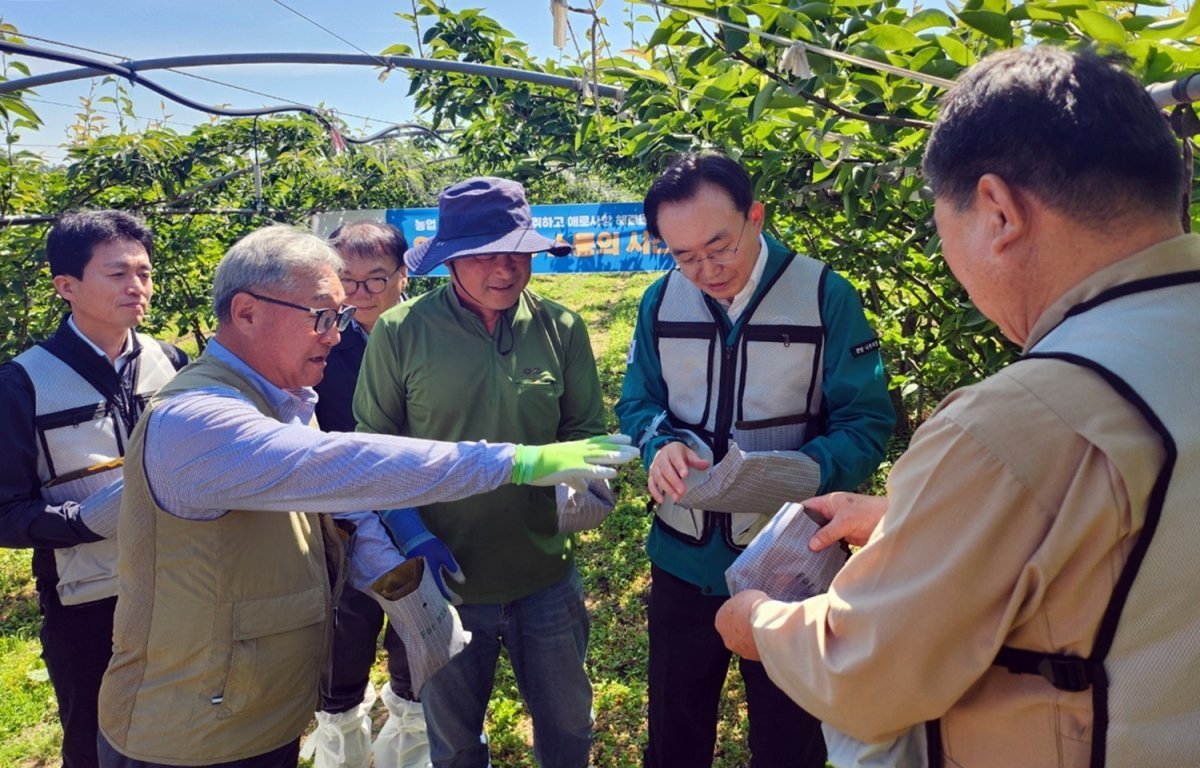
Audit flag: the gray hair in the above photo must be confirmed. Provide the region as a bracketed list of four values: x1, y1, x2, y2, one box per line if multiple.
[212, 224, 344, 324]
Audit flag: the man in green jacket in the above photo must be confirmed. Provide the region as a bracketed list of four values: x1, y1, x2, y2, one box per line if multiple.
[354, 177, 613, 768]
[617, 152, 894, 767]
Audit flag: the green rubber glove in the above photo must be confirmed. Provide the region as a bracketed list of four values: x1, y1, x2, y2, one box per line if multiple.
[511, 434, 639, 486]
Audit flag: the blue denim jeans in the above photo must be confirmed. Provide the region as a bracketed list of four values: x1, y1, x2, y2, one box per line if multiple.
[422, 567, 593, 768]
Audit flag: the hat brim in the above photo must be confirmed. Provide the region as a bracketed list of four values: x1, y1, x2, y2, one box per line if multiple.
[406, 228, 572, 275]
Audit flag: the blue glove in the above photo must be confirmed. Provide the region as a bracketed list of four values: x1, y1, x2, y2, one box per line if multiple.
[379, 508, 466, 605]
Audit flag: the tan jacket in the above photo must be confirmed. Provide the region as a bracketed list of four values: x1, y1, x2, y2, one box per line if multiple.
[751, 235, 1200, 767]
[99, 356, 335, 765]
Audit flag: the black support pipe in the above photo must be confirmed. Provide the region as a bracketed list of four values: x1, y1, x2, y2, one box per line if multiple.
[0, 44, 625, 103]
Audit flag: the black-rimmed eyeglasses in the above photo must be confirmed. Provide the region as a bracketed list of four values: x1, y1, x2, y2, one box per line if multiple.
[340, 266, 403, 296]
[245, 291, 356, 334]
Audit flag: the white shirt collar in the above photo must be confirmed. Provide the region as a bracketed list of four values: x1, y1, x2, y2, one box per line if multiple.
[67, 315, 135, 371]
[206, 338, 318, 424]
[724, 234, 769, 321]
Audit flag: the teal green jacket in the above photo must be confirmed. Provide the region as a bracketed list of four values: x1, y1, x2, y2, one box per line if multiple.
[354, 283, 607, 603]
[616, 235, 895, 595]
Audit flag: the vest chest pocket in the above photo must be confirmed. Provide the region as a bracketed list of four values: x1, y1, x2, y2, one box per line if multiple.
[214, 586, 327, 718]
[657, 324, 719, 428]
[35, 403, 120, 482]
[736, 325, 823, 442]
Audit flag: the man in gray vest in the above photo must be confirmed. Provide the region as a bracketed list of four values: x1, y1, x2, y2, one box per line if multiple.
[94, 223, 636, 768]
[716, 46, 1200, 767]
[0, 210, 189, 768]
[617, 153, 895, 766]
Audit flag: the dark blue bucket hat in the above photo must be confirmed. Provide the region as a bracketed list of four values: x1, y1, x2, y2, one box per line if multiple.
[404, 177, 571, 275]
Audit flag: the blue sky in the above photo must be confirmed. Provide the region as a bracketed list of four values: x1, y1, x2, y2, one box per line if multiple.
[2, 1, 643, 162]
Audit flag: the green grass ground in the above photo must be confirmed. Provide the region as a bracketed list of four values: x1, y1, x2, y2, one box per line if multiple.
[1, 271, 832, 767]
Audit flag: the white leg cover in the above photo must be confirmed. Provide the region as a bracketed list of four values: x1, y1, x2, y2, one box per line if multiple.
[373, 683, 433, 768]
[300, 683, 378, 768]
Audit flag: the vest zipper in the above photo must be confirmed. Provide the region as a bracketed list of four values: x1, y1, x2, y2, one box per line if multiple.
[712, 341, 736, 461]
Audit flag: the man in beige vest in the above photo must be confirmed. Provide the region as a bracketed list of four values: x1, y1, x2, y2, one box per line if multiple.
[95, 224, 636, 768]
[716, 47, 1200, 767]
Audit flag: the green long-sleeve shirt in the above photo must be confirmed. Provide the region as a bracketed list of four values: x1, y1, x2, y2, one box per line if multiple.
[354, 283, 606, 603]
[616, 235, 895, 595]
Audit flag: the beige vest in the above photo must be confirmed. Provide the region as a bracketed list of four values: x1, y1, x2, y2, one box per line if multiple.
[98, 354, 337, 765]
[1025, 275, 1200, 767]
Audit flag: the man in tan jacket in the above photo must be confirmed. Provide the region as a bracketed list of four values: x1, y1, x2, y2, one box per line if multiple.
[716, 46, 1200, 767]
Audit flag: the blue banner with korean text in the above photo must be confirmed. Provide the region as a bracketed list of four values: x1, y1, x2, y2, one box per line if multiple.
[312, 203, 673, 274]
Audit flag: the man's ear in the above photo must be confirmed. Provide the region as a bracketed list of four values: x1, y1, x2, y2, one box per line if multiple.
[748, 200, 766, 228]
[227, 291, 258, 331]
[51, 275, 75, 304]
[976, 173, 1028, 256]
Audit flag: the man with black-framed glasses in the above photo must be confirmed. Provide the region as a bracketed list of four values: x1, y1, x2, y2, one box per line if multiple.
[315, 220, 409, 453]
[96, 223, 638, 768]
[617, 153, 895, 768]
[243, 291, 357, 334]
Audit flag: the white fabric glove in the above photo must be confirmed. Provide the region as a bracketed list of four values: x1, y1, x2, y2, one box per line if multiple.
[369, 559, 470, 697]
[555, 478, 616, 534]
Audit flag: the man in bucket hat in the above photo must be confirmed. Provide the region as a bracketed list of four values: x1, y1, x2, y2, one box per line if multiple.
[354, 177, 614, 768]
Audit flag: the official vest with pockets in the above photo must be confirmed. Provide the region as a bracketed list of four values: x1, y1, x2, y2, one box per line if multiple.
[653, 249, 826, 548]
[984, 273, 1200, 768]
[11, 334, 178, 604]
[99, 355, 335, 765]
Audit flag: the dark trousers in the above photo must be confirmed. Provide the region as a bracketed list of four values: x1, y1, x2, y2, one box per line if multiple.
[98, 734, 300, 768]
[40, 592, 116, 768]
[322, 585, 413, 713]
[643, 565, 827, 768]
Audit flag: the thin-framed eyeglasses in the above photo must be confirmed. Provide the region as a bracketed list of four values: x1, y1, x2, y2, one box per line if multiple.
[672, 217, 749, 275]
[340, 265, 403, 296]
[244, 291, 356, 334]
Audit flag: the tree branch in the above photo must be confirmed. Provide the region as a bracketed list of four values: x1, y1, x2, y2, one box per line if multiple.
[729, 49, 933, 130]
